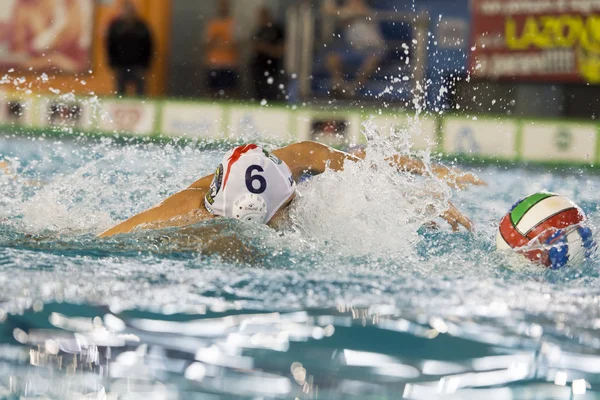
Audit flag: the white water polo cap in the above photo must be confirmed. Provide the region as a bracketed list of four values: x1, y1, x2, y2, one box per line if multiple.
[204, 144, 296, 224]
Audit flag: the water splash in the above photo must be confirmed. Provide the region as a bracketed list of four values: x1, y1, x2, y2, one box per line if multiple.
[285, 117, 452, 259]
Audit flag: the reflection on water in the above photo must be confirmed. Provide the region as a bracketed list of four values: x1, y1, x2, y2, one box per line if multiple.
[0, 303, 597, 399]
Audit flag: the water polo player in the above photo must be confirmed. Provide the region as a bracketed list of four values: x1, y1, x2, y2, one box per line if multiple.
[99, 141, 483, 237]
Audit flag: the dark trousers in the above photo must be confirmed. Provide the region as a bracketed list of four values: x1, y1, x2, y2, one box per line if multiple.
[206, 69, 238, 98]
[252, 66, 281, 101]
[114, 68, 146, 96]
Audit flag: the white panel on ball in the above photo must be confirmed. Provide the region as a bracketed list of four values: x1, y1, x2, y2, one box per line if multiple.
[515, 196, 577, 235]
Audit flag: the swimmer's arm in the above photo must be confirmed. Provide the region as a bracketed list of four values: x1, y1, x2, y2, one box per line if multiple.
[386, 155, 486, 188]
[275, 141, 485, 188]
[440, 201, 473, 232]
[419, 189, 473, 232]
[272, 141, 360, 181]
[188, 173, 214, 190]
[98, 188, 207, 238]
[350, 148, 485, 187]
[272, 141, 474, 231]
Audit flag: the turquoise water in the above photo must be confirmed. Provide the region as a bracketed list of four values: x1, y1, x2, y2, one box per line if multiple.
[0, 133, 599, 399]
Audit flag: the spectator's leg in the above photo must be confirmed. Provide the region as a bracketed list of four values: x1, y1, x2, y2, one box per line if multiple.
[268, 73, 281, 101]
[133, 68, 146, 96]
[115, 69, 127, 96]
[254, 65, 277, 101]
[253, 66, 266, 101]
[220, 70, 238, 99]
[207, 69, 220, 97]
[326, 53, 345, 89]
[353, 54, 381, 91]
[207, 69, 236, 98]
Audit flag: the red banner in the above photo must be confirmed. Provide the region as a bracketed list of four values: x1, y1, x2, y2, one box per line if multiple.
[470, 0, 600, 84]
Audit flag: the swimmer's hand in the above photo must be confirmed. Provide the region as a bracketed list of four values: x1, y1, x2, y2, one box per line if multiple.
[0, 161, 13, 178]
[386, 155, 486, 189]
[440, 202, 473, 232]
[443, 170, 487, 190]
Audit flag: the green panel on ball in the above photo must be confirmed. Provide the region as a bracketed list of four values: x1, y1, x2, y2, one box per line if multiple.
[510, 193, 555, 226]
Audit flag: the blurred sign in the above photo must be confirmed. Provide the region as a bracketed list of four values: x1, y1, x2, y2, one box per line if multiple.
[368, 115, 437, 150]
[38, 97, 93, 129]
[161, 103, 223, 139]
[98, 100, 156, 135]
[521, 122, 596, 163]
[436, 18, 469, 50]
[0, 94, 36, 127]
[0, 0, 94, 73]
[310, 119, 348, 146]
[228, 107, 293, 142]
[470, 0, 600, 83]
[296, 112, 361, 146]
[443, 117, 518, 159]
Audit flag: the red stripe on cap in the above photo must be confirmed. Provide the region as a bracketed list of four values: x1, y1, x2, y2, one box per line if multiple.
[525, 208, 584, 240]
[222, 144, 258, 188]
[499, 214, 528, 248]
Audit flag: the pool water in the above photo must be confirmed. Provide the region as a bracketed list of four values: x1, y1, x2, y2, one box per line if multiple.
[0, 132, 599, 399]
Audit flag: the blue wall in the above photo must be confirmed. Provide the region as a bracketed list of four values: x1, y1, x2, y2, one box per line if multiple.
[372, 0, 471, 109]
[311, 0, 471, 109]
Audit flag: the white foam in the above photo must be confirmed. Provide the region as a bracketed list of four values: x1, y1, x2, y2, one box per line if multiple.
[286, 120, 451, 259]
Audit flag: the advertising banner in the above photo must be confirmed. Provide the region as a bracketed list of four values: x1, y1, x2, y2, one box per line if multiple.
[161, 102, 224, 139]
[228, 107, 294, 142]
[443, 117, 518, 159]
[521, 121, 597, 163]
[367, 114, 437, 151]
[296, 112, 361, 147]
[0, 0, 94, 73]
[98, 100, 156, 135]
[0, 93, 36, 127]
[470, 0, 600, 83]
[37, 96, 93, 130]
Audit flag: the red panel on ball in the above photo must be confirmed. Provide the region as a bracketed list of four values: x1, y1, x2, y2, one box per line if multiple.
[525, 208, 584, 240]
[522, 248, 546, 265]
[499, 214, 529, 248]
[523, 229, 561, 267]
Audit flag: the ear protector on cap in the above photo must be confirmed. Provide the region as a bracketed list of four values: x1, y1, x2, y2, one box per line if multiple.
[233, 193, 268, 224]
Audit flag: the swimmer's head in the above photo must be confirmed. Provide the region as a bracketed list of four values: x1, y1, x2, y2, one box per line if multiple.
[204, 144, 296, 224]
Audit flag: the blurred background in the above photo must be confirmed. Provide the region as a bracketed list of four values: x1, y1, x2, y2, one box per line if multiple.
[0, 0, 598, 119]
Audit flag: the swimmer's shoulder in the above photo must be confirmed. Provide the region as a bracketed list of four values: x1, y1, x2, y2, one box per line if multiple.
[188, 174, 214, 190]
